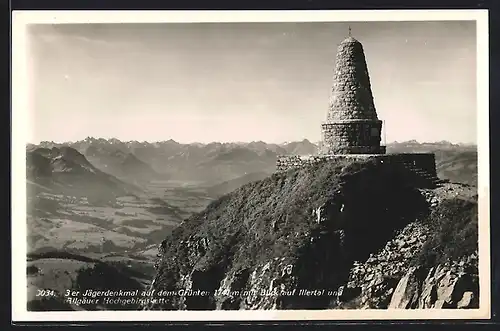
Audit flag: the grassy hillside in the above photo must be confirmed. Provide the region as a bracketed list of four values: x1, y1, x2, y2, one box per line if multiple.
[206, 171, 271, 198]
[434, 150, 477, 186]
[413, 197, 478, 268]
[151, 158, 445, 309]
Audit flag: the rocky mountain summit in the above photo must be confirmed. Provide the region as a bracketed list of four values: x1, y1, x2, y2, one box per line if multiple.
[144, 158, 478, 310]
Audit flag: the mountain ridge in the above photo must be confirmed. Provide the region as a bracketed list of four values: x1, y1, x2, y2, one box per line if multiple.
[31, 136, 476, 147]
[145, 158, 478, 310]
[28, 138, 478, 187]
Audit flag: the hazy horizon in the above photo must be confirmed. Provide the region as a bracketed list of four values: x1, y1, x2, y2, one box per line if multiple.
[27, 136, 477, 146]
[28, 21, 477, 145]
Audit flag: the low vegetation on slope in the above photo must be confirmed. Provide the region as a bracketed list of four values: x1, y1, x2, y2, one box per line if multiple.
[414, 197, 478, 269]
[435, 150, 478, 186]
[206, 171, 271, 198]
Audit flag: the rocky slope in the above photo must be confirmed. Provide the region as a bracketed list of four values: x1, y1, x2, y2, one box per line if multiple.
[144, 158, 478, 310]
[334, 196, 478, 310]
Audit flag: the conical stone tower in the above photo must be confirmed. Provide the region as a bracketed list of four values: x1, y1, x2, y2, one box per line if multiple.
[276, 35, 437, 189]
[321, 36, 386, 155]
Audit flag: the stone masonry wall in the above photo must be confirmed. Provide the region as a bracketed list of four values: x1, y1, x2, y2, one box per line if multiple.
[275, 153, 438, 189]
[321, 120, 383, 154]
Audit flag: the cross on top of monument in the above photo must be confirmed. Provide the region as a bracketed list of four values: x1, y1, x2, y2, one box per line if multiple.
[348, 25, 351, 37]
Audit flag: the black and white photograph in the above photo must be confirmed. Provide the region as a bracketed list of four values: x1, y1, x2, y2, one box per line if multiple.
[11, 10, 490, 321]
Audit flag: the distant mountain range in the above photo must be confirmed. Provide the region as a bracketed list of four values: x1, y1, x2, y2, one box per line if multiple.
[28, 138, 319, 185]
[27, 138, 478, 187]
[386, 140, 477, 152]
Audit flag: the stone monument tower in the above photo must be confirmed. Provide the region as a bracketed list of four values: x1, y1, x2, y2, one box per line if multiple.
[321, 34, 386, 155]
[275, 33, 438, 188]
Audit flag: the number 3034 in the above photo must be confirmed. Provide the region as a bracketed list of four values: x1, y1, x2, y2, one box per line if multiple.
[36, 289, 55, 297]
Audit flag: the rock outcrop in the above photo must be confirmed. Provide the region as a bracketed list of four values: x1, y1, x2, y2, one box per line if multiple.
[388, 255, 479, 309]
[144, 159, 478, 311]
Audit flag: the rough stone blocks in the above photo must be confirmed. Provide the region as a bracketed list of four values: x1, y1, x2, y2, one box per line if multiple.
[321, 120, 384, 155]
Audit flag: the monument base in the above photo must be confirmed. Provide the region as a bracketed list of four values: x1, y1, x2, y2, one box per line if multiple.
[321, 145, 386, 154]
[275, 153, 439, 189]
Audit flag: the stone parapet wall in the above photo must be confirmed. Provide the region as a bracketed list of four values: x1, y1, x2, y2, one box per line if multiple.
[275, 154, 370, 172]
[276, 153, 438, 188]
[383, 153, 438, 179]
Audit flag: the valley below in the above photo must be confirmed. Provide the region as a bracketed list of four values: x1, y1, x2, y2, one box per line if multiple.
[26, 178, 216, 311]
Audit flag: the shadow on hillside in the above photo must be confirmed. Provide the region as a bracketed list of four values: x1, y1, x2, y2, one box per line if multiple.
[281, 160, 430, 309]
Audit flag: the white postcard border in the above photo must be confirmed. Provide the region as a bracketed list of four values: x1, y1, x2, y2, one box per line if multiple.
[11, 9, 490, 322]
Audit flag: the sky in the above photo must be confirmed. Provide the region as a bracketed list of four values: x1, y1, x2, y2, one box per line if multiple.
[27, 21, 477, 144]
